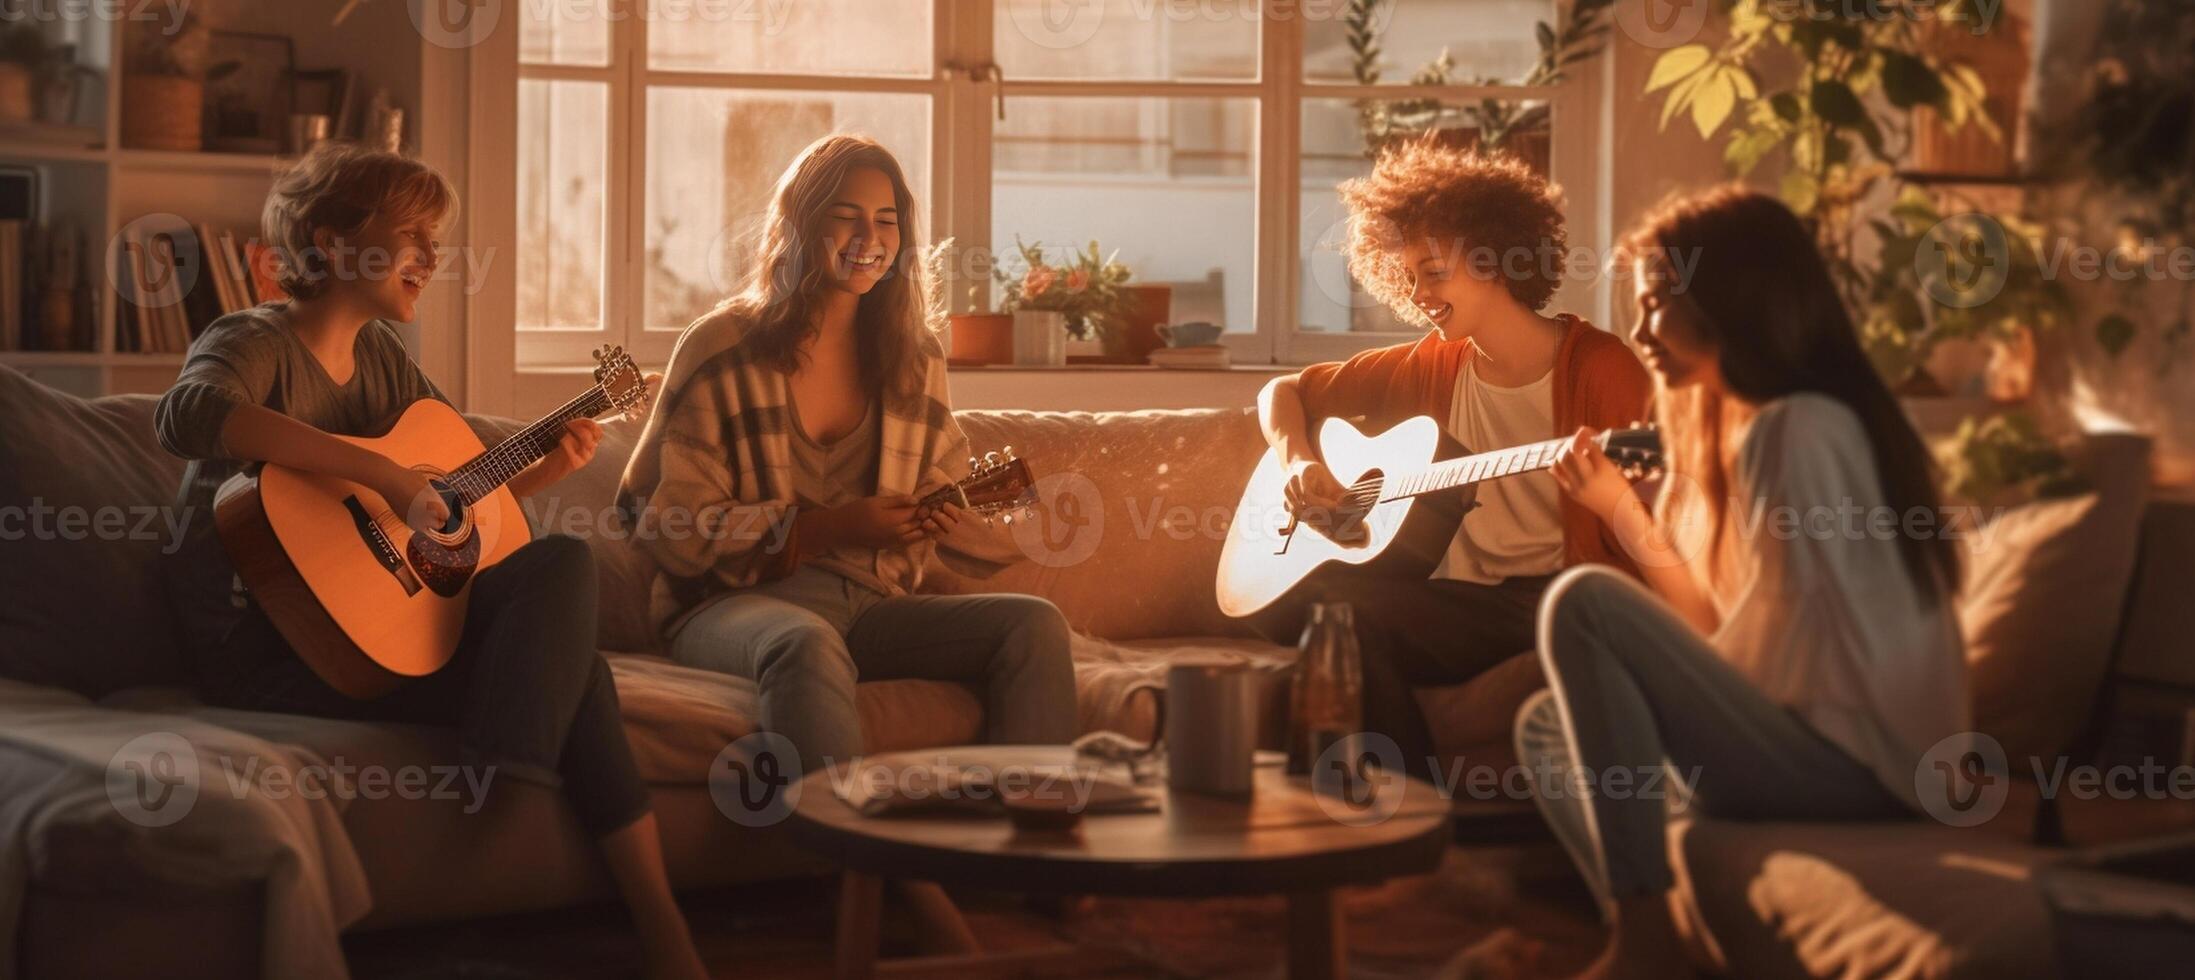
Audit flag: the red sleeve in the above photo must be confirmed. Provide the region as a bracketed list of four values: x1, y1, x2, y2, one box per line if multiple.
[1293, 339, 1419, 426]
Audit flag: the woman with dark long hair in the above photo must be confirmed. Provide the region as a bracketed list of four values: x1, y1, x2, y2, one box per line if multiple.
[1522, 187, 1966, 978]
[618, 134, 1076, 772]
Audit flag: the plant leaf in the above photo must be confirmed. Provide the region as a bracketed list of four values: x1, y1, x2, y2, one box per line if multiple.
[1645, 45, 1711, 93]
[1780, 172, 1821, 215]
[1809, 80, 1868, 127]
[1880, 51, 1948, 110]
[1690, 71, 1738, 139]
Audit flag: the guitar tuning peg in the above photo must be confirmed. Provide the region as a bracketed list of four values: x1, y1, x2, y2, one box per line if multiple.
[1001, 445, 1015, 459]
[983, 451, 1002, 468]
[998, 512, 1013, 526]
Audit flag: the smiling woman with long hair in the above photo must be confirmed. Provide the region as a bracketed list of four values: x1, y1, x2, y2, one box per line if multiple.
[1518, 186, 1966, 979]
[617, 134, 1076, 772]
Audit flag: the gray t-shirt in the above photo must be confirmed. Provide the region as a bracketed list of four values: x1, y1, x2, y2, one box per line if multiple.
[786, 396, 893, 596]
[156, 303, 447, 658]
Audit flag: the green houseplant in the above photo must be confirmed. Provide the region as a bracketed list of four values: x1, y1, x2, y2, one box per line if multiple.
[1346, 0, 1613, 159]
[1643, 0, 2077, 498]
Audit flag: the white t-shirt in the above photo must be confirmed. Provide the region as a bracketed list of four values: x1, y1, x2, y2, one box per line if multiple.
[1433, 359, 1566, 584]
[1697, 393, 1968, 807]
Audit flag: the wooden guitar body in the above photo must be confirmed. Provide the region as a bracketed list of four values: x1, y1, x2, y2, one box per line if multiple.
[214, 399, 530, 699]
[1216, 416, 1467, 619]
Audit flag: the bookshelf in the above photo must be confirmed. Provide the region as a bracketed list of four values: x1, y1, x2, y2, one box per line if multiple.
[1, 6, 421, 399]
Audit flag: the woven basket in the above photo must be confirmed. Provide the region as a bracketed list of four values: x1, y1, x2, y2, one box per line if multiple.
[121, 75, 204, 152]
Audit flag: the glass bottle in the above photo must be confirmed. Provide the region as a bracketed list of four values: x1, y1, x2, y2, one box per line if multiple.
[1287, 600, 1363, 775]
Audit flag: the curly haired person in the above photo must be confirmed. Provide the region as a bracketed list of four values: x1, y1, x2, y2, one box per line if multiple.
[1244, 139, 1651, 777]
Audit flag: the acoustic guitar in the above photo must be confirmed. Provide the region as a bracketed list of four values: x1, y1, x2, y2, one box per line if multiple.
[1215, 416, 1663, 618]
[215, 346, 652, 699]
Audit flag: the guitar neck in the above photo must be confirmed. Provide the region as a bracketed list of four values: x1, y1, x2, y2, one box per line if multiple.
[448, 387, 612, 503]
[1373, 437, 1567, 504]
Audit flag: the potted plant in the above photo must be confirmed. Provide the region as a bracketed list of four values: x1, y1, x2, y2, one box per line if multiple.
[1347, 0, 1611, 165]
[0, 24, 53, 124]
[923, 239, 1015, 366]
[121, 4, 231, 151]
[993, 237, 1135, 363]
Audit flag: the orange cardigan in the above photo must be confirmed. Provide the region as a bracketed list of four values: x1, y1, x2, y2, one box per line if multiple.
[1293, 314, 1653, 574]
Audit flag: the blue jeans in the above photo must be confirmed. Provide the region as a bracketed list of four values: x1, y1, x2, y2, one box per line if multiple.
[668, 565, 1078, 772]
[1514, 566, 1911, 914]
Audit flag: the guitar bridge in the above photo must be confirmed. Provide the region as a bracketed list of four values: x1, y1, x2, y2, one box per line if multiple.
[344, 496, 423, 596]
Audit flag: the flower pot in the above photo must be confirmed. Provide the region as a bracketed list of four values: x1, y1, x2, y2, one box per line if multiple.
[947, 312, 1014, 366]
[1012, 310, 1066, 367]
[121, 75, 203, 152]
[0, 64, 32, 124]
[1119, 283, 1171, 363]
[1913, 16, 2028, 177]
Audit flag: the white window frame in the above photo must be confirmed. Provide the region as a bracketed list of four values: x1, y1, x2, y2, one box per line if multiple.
[466, 0, 1607, 409]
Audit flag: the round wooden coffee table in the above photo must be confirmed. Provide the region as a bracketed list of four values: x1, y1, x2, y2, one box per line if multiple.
[784, 745, 1450, 979]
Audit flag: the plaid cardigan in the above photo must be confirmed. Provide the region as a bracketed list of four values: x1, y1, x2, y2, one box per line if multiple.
[617, 306, 992, 638]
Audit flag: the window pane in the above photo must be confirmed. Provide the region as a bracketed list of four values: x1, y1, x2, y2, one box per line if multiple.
[644, 90, 931, 331]
[520, 1, 609, 66]
[995, 0, 1257, 81]
[517, 80, 607, 332]
[994, 96, 1255, 332]
[1298, 97, 1550, 334]
[647, 0, 931, 76]
[1305, 0, 1552, 86]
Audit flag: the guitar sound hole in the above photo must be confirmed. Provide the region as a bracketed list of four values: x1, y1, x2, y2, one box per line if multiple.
[429, 478, 466, 536]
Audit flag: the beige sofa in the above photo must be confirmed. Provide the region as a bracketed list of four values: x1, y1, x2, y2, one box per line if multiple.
[1, 363, 2178, 978]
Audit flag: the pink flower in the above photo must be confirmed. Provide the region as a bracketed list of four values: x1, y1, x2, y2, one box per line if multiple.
[1022, 266, 1056, 298]
[1065, 269, 1090, 292]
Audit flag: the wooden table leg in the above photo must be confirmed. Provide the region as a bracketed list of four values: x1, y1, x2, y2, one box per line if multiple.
[836, 870, 885, 980]
[894, 879, 981, 955]
[1285, 889, 1345, 980]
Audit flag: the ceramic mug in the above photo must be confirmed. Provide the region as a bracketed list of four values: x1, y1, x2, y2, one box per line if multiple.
[1158, 321, 1224, 348]
[1163, 661, 1258, 796]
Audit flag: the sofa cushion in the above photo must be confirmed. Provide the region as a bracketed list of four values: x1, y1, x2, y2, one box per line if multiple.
[1959, 433, 2151, 766]
[1670, 816, 2057, 979]
[0, 369, 188, 696]
[927, 409, 1270, 641]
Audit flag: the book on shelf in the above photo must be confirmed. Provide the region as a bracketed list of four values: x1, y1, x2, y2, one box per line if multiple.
[1145, 344, 1231, 369]
[113, 220, 277, 354]
[1, 219, 22, 351]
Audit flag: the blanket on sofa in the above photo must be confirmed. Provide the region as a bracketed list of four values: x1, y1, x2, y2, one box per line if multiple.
[0, 679, 371, 980]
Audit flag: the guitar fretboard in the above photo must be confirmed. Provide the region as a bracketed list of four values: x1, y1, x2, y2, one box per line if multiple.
[1371, 437, 1567, 503]
[448, 386, 612, 504]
